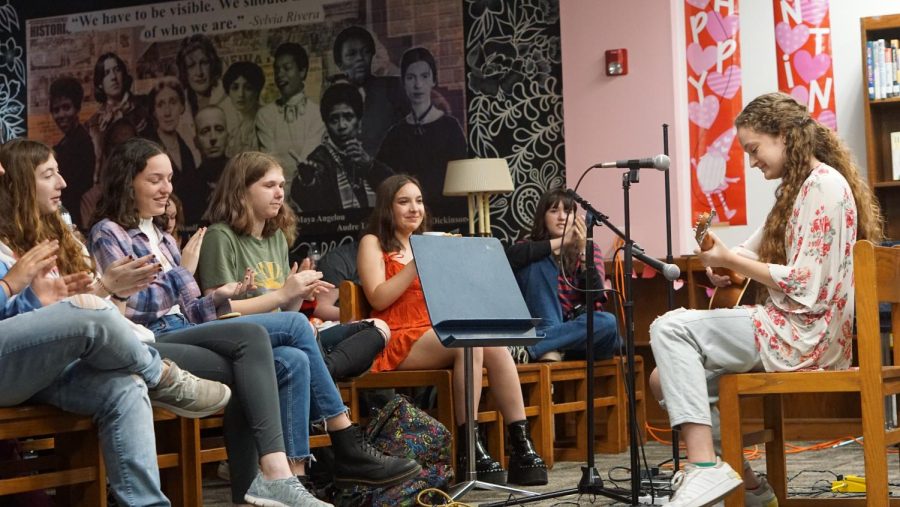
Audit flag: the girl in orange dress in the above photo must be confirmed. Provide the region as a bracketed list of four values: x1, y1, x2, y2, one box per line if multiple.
[358, 174, 548, 486]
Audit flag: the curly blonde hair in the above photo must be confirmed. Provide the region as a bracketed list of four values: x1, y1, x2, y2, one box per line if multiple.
[0, 139, 93, 275]
[734, 93, 883, 265]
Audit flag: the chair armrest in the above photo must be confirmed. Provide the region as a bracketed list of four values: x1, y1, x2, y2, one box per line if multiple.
[339, 280, 371, 323]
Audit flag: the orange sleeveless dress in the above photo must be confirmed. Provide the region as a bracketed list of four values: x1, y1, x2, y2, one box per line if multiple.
[369, 252, 432, 372]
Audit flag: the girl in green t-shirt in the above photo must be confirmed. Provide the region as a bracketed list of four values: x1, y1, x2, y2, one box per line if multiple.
[199, 151, 389, 381]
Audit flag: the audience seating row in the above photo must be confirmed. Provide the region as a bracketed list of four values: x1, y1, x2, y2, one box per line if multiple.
[0, 281, 647, 505]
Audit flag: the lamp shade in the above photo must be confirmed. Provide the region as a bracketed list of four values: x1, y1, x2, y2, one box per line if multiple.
[443, 158, 514, 196]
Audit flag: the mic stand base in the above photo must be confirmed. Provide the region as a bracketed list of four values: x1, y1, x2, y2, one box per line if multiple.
[480, 466, 632, 507]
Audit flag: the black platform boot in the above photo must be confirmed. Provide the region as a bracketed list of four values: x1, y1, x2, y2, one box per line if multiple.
[506, 419, 548, 486]
[329, 424, 421, 488]
[456, 423, 507, 485]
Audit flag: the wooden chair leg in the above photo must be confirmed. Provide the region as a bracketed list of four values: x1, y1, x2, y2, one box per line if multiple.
[763, 394, 786, 503]
[861, 384, 889, 504]
[55, 429, 106, 507]
[718, 375, 745, 507]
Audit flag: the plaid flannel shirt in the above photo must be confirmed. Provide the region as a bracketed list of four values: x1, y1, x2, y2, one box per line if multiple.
[89, 218, 226, 326]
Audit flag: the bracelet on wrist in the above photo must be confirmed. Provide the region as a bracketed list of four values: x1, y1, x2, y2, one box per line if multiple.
[97, 277, 128, 302]
[0, 278, 12, 297]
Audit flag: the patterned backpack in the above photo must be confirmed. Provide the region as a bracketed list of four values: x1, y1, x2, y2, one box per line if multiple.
[336, 394, 453, 506]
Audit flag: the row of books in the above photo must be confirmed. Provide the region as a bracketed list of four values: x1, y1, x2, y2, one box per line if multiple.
[867, 39, 900, 100]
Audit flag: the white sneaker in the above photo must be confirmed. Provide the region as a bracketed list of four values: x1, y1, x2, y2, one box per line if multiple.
[665, 458, 743, 507]
[745, 476, 778, 507]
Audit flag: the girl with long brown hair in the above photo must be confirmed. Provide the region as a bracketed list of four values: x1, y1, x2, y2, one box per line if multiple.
[505, 188, 620, 363]
[650, 92, 883, 507]
[358, 174, 548, 486]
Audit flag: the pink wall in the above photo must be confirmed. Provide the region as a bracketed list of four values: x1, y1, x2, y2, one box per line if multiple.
[560, 0, 684, 258]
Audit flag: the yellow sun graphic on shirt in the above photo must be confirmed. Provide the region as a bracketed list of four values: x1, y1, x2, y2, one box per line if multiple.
[254, 261, 283, 290]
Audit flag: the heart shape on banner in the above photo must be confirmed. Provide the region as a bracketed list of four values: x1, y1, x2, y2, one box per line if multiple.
[687, 43, 718, 75]
[793, 50, 831, 83]
[707, 65, 741, 99]
[800, 0, 828, 26]
[685, 0, 711, 8]
[817, 109, 837, 130]
[775, 22, 810, 55]
[707, 11, 739, 42]
[688, 95, 720, 129]
[790, 85, 809, 106]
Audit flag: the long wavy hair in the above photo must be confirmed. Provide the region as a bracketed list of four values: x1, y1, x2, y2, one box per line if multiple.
[0, 139, 92, 275]
[91, 137, 167, 230]
[530, 188, 580, 274]
[366, 174, 429, 254]
[734, 92, 883, 265]
[204, 151, 298, 245]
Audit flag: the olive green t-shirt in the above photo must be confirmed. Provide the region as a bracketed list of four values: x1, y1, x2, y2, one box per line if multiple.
[197, 223, 290, 298]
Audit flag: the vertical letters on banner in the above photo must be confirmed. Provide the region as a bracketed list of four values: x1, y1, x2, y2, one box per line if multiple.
[685, 0, 747, 227]
[773, 0, 836, 130]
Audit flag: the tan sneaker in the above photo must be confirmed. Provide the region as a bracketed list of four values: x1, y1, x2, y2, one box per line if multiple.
[149, 359, 231, 418]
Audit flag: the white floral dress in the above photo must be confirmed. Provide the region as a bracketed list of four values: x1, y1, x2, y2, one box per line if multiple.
[746, 164, 857, 371]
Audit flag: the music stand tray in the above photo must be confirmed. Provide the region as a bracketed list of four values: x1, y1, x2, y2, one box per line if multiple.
[411, 235, 541, 500]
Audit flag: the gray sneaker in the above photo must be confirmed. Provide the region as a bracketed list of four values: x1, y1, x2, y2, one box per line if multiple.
[149, 359, 231, 418]
[244, 473, 332, 507]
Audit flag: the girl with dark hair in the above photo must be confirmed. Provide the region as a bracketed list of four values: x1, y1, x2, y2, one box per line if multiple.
[505, 188, 621, 364]
[199, 151, 389, 380]
[358, 174, 548, 487]
[649, 92, 883, 507]
[88, 138, 420, 501]
[375, 47, 466, 218]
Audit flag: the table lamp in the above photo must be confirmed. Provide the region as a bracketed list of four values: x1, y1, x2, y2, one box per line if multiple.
[443, 158, 514, 236]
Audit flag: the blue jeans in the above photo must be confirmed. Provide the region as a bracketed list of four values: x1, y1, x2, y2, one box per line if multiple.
[514, 256, 621, 360]
[149, 312, 348, 460]
[0, 298, 169, 506]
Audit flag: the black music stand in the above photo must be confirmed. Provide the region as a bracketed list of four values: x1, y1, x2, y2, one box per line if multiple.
[410, 235, 541, 501]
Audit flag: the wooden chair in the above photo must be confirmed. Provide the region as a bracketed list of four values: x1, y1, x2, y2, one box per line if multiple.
[0, 405, 104, 505]
[548, 356, 646, 462]
[719, 240, 900, 506]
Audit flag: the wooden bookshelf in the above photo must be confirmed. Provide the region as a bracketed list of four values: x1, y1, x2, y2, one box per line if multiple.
[861, 14, 900, 241]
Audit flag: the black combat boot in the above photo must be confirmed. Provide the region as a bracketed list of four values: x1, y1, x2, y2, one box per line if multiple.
[506, 419, 548, 485]
[329, 424, 421, 488]
[456, 423, 506, 484]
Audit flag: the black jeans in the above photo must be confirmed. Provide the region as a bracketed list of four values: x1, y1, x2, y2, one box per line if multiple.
[151, 320, 283, 503]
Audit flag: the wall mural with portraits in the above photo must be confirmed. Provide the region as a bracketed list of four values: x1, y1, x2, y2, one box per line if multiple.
[10, 0, 563, 262]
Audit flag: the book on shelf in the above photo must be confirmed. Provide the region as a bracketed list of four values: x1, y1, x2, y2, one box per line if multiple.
[892, 131, 900, 181]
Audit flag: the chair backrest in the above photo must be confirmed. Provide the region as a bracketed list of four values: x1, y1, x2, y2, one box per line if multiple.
[339, 280, 371, 323]
[853, 240, 900, 372]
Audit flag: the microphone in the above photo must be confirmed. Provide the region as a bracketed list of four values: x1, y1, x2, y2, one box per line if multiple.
[593, 154, 670, 171]
[632, 245, 681, 281]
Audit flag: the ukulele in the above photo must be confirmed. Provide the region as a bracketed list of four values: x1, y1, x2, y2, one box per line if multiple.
[693, 210, 751, 309]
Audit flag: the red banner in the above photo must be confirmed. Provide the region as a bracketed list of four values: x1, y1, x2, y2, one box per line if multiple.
[773, 0, 836, 129]
[685, 0, 747, 226]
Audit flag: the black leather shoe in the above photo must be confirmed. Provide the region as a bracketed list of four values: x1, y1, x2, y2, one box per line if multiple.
[456, 423, 507, 484]
[506, 419, 548, 485]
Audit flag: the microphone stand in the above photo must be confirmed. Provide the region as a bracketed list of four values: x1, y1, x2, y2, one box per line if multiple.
[482, 168, 647, 507]
[663, 123, 681, 475]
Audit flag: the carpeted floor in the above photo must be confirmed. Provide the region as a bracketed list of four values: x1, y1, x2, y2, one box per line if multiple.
[201, 439, 891, 505]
